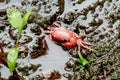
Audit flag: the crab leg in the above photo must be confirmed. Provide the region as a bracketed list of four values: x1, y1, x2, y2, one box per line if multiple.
[52, 21, 61, 28]
[80, 43, 94, 51]
[79, 30, 86, 39]
[77, 40, 94, 51]
[77, 42, 81, 51]
[81, 40, 94, 46]
[44, 30, 52, 34]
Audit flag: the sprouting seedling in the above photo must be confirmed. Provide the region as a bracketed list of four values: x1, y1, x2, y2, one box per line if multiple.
[76, 51, 89, 66]
[0, 43, 18, 74]
[7, 7, 33, 46]
[6, 7, 33, 74]
[7, 48, 18, 74]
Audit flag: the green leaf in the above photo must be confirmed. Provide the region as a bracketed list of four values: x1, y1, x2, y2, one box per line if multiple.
[6, 8, 23, 33]
[22, 8, 33, 28]
[7, 7, 33, 45]
[77, 51, 89, 66]
[7, 48, 18, 74]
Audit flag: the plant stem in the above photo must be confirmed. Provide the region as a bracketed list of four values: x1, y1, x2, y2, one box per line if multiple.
[77, 51, 89, 66]
[15, 32, 21, 48]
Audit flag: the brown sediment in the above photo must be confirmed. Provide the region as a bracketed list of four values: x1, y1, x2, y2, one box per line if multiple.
[0, 0, 120, 80]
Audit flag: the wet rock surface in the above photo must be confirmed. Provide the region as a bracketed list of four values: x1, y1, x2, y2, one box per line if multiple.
[0, 0, 120, 80]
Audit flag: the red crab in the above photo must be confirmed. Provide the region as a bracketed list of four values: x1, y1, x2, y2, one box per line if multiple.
[46, 21, 93, 51]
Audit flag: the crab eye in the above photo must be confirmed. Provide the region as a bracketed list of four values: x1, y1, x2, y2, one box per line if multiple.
[59, 39, 68, 43]
[63, 39, 67, 42]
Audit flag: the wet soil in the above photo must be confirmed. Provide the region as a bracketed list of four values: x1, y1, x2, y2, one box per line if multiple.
[0, 0, 120, 80]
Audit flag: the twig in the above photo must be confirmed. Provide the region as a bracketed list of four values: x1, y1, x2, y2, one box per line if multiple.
[0, 43, 7, 66]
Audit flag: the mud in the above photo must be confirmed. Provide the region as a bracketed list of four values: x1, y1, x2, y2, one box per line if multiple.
[0, 0, 120, 80]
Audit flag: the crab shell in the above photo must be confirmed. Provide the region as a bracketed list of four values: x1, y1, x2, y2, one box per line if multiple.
[51, 28, 79, 48]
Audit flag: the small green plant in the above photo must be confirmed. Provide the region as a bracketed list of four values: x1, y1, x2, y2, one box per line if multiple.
[6, 7, 33, 74]
[7, 7, 33, 45]
[7, 48, 18, 74]
[76, 51, 89, 66]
